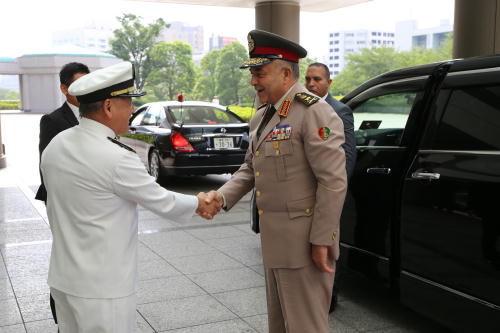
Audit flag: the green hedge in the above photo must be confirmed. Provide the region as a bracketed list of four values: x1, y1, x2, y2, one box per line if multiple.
[0, 100, 20, 110]
[227, 105, 256, 122]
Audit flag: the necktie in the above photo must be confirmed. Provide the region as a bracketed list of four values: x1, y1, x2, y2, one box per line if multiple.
[256, 105, 276, 139]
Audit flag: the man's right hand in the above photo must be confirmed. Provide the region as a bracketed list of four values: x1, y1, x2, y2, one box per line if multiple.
[196, 192, 222, 219]
[204, 190, 224, 208]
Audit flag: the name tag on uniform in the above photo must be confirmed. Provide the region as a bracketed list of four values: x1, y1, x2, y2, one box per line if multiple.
[266, 125, 292, 141]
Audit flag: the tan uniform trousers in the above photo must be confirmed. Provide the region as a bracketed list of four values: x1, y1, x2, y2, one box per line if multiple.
[50, 288, 137, 333]
[265, 262, 335, 333]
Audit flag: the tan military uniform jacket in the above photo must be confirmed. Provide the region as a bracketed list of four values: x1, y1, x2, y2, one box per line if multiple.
[219, 82, 347, 269]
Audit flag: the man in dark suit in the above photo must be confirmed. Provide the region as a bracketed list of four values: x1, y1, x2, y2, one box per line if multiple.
[35, 62, 90, 328]
[36, 62, 90, 202]
[306, 63, 356, 178]
[306, 62, 357, 312]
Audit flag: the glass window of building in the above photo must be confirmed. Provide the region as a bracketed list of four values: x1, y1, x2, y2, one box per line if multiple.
[412, 35, 427, 48]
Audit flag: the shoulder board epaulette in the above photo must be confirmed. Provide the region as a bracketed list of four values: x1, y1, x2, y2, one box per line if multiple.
[295, 92, 319, 106]
[107, 137, 136, 153]
[257, 103, 267, 110]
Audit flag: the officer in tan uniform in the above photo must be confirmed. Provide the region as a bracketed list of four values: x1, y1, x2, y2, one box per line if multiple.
[207, 30, 347, 332]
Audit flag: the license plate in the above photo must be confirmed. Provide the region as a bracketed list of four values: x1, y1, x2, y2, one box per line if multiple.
[214, 137, 234, 149]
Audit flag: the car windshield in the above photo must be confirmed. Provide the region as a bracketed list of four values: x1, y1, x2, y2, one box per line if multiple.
[165, 106, 242, 125]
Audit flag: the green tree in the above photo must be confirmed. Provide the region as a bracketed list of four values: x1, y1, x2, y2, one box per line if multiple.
[215, 42, 250, 105]
[331, 46, 399, 96]
[0, 88, 8, 100]
[298, 57, 317, 85]
[5, 90, 19, 100]
[193, 49, 221, 101]
[0, 88, 19, 100]
[331, 36, 453, 96]
[109, 14, 167, 90]
[146, 41, 196, 100]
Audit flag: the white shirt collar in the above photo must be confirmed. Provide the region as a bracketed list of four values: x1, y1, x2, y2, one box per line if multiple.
[273, 83, 297, 111]
[320, 93, 328, 100]
[67, 102, 80, 122]
[79, 117, 116, 138]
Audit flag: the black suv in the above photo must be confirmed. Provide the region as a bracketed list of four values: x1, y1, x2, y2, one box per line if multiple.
[339, 55, 500, 332]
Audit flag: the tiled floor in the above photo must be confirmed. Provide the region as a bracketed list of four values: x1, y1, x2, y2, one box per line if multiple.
[0, 114, 451, 332]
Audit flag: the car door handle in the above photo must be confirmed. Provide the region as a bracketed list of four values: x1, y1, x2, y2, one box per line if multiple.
[411, 172, 440, 180]
[366, 168, 391, 175]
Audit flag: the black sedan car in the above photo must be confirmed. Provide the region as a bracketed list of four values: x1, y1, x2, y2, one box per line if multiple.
[120, 101, 249, 181]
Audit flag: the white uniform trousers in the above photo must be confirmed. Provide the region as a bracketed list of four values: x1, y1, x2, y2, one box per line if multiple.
[50, 288, 137, 333]
[265, 261, 335, 333]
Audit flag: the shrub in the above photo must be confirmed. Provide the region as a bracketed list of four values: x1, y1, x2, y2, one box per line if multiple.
[0, 100, 20, 110]
[227, 105, 255, 122]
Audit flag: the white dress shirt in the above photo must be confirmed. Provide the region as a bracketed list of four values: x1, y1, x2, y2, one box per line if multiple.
[67, 102, 80, 122]
[41, 117, 198, 298]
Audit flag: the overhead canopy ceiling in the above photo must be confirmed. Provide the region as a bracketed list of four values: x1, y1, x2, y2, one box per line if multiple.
[129, 0, 372, 12]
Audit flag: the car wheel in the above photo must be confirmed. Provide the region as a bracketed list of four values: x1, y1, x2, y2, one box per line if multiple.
[148, 150, 163, 182]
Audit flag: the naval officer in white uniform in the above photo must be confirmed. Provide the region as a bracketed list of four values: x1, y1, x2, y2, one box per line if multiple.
[41, 61, 220, 333]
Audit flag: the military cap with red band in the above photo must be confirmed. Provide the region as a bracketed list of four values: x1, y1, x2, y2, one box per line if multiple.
[240, 29, 307, 68]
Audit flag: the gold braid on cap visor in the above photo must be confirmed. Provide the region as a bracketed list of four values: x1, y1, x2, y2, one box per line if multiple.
[111, 86, 135, 96]
[242, 57, 273, 66]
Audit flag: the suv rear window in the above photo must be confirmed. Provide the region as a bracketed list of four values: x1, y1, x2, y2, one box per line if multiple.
[166, 106, 242, 125]
[433, 85, 500, 150]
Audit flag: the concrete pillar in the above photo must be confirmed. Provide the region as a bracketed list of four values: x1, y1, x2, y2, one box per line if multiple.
[255, 0, 300, 43]
[0, 115, 5, 169]
[453, 0, 500, 58]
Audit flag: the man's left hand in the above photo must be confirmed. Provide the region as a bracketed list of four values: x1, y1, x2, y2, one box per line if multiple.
[312, 245, 335, 273]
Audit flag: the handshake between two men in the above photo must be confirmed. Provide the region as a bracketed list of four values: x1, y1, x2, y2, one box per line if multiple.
[195, 190, 224, 220]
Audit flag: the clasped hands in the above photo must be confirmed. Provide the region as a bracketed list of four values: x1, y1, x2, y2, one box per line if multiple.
[196, 190, 224, 219]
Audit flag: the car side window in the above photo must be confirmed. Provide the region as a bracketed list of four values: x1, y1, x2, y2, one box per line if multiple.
[353, 92, 417, 146]
[141, 106, 161, 126]
[130, 107, 147, 126]
[433, 85, 500, 150]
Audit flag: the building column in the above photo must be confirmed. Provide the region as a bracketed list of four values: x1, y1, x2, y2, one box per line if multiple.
[255, 0, 300, 43]
[0, 114, 5, 168]
[453, 0, 500, 58]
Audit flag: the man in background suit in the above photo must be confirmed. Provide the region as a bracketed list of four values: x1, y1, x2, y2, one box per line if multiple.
[306, 62, 357, 312]
[36, 62, 90, 202]
[306, 62, 356, 178]
[35, 62, 90, 328]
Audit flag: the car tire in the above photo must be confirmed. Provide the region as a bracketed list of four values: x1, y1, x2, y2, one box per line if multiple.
[148, 150, 163, 182]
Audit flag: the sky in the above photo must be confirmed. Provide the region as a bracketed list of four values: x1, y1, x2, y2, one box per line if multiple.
[0, 0, 454, 59]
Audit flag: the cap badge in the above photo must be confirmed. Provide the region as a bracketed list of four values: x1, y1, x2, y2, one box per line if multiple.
[248, 34, 255, 52]
[318, 127, 331, 140]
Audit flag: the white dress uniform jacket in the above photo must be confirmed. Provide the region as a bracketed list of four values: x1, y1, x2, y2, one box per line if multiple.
[41, 117, 197, 299]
